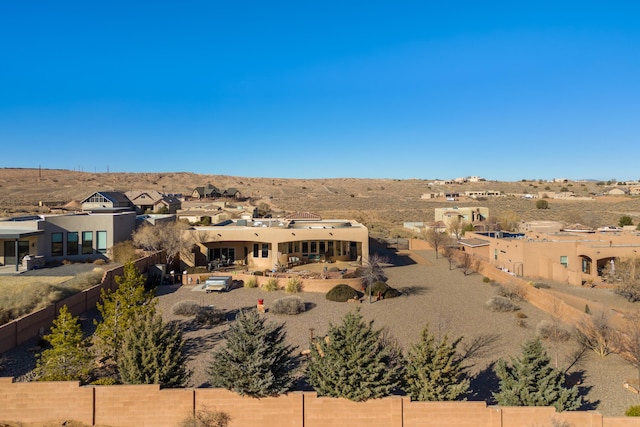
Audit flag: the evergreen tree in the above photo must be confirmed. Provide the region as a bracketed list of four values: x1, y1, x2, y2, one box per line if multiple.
[94, 262, 156, 366]
[306, 309, 404, 401]
[118, 311, 191, 387]
[405, 326, 469, 401]
[207, 309, 298, 397]
[493, 337, 581, 411]
[36, 305, 92, 381]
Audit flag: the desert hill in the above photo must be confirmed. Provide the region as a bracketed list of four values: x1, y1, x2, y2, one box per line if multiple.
[1, 168, 639, 238]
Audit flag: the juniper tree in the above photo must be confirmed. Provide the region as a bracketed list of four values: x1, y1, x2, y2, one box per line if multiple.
[207, 309, 298, 397]
[118, 311, 190, 387]
[36, 305, 93, 381]
[306, 309, 404, 401]
[493, 337, 581, 411]
[405, 326, 469, 401]
[94, 262, 156, 366]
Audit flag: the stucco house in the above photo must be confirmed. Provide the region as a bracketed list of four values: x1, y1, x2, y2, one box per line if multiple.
[125, 190, 182, 214]
[184, 216, 369, 272]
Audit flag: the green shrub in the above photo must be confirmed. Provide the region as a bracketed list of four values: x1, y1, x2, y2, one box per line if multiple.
[326, 284, 360, 302]
[244, 276, 258, 288]
[485, 296, 520, 312]
[91, 377, 118, 385]
[194, 306, 226, 327]
[262, 277, 279, 292]
[368, 281, 401, 299]
[271, 296, 306, 315]
[482, 277, 491, 283]
[285, 277, 303, 293]
[626, 405, 640, 416]
[172, 300, 201, 316]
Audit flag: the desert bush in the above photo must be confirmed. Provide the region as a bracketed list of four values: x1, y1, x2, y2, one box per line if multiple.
[285, 277, 303, 293]
[486, 296, 520, 312]
[626, 405, 640, 416]
[329, 266, 340, 272]
[93, 258, 106, 265]
[496, 283, 526, 301]
[262, 277, 280, 291]
[482, 276, 492, 283]
[91, 377, 118, 385]
[271, 296, 306, 315]
[515, 312, 528, 319]
[533, 282, 551, 289]
[536, 320, 571, 342]
[172, 300, 201, 316]
[179, 407, 232, 427]
[193, 306, 226, 327]
[342, 271, 357, 279]
[244, 276, 258, 288]
[536, 199, 549, 209]
[326, 284, 360, 302]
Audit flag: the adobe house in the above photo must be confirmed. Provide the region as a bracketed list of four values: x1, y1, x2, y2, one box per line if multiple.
[184, 215, 369, 271]
[434, 206, 489, 228]
[463, 228, 640, 286]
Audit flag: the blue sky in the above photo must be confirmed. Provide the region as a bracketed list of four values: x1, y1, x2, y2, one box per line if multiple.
[1, 1, 639, 181]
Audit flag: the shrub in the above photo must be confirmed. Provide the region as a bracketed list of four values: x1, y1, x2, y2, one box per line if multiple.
[244, 276, 258, 288]
[285, 277, 303, 293]
[271, 296, 306, 315]
[91, 377, 118, 385]
[328, 267, 340, 272]
[172, 300, 201, 316]
[262, 277, 279, 292]
[179, 408, 232, 427]
[482, 277, 491, 283]
[486, 296, 520, 312]
[326, 284, 360, 302]
[342, 271, 357, 279]
[93, 258, 106, 266]
[536, 199, 549, 209]
[536, 320, 571, 342]
[533, 282, 550, 289]
[626, 405, 640, 416]
[515, 312, 528, 319]
[496, 283, 526, 301]
[194, 306, 226, 327]
[368, 281, 401, 299]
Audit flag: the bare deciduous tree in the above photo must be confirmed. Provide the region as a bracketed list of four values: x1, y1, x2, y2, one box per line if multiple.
[423, 229, 453, 259]
[448, 217, 465, 240]
[132, 220, 191, 267]
[575, 310, 617, 358]
[604, 257, 640, 302]
[617, 313, 640, 386]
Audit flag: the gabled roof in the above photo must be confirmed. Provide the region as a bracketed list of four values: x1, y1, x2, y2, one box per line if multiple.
[125, 190, 164, 203]
[284, 211, 322, 220]
[223, 187, 240, 196]
[81, 191, 131, 205]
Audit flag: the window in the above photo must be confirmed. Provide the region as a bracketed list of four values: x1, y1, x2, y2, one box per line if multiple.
[261, 243, 268, 258]
[97, 231, 107, 254]
[67, 232, 79, 256]
[51, 232, 63, 256]
[310, 241, 317, 254]
[294, 242, 300, 253]
[302, 242, 309, 256]
[582, 258, 591, 274]
[288, 242, 293, 253]
[253, 244, 259, 258]
[560, 256, 568, 268]
[213, 247, 235, 262]
[319, 241, 326, 254]
[494, 249, 498, 261]
[82, 231, 93, 254]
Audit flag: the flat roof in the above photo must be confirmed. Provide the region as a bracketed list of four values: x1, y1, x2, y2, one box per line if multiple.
[0, 228, 44, 239]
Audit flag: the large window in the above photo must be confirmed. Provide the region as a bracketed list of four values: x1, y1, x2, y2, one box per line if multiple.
[97, 231, 107, 254]
[211, 247, 235, 262]
[253, 243, 259, 258]
[51, 232, 63, 256]
[82, 231, 93, 255]
[302, 242, 309, 256]
[67, 232, 79, 256]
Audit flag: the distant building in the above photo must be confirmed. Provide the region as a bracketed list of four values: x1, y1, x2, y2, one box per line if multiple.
[434, 206, 489, 228]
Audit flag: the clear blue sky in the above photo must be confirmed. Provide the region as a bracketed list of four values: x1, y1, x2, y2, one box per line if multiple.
[1, 1, 639, 181]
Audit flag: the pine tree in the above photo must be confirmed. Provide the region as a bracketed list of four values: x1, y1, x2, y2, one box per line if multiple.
[94, 262, 156, 366]
[36, 305, 92, 381]
[207, 309, 298, 397]
[306, 309, 404, 401]
[405, 326, 469, 401]
[493, 337, 581, 411]
[118, 311, 191, 387]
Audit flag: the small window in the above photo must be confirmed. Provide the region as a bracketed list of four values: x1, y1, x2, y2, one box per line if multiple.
[51, 232, 63, 256]
[82, 231, 93, 255]
[261, 243, 268, 258]
[253, 244, 259, 258]
[560, 256, 568, 268]
[67, 232, 79, 256]
[310, 241, 317, 254]
[494, 249, 498, 260]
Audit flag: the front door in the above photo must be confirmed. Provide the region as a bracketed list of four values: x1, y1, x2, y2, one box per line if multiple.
[349, 241, 358, 261]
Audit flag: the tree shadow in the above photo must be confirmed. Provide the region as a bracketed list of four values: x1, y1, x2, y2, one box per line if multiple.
[468, 362, 500, 404]
[399, 286, 428, 296]
[567, 370, 599, 410]
[182, 330, 226, 359]
[154, 283, 182, 296]
[387, 252, 416, 267]
[304, 302, 317, 312]
[225, 306, 259, 321]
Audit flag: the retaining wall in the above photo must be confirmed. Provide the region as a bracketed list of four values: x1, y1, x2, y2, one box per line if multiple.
[1, 379, 638, 427]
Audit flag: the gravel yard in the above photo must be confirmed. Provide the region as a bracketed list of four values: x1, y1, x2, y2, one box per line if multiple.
[2, 251, 638, 416]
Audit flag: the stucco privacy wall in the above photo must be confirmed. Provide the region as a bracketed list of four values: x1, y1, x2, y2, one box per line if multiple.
[2, 380, 640, 427]
[0, 253, 163, 354]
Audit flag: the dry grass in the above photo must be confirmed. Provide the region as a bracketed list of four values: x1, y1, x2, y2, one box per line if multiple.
[0, 269, 104, 325]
